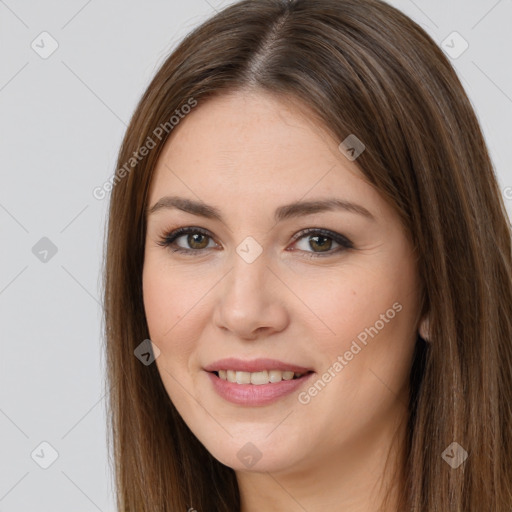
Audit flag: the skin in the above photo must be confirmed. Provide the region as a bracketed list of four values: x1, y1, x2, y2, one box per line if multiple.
[142, 89, 425, 512]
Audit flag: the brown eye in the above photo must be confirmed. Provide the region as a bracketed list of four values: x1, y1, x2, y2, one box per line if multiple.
[157, 227, 217, 254]
[308, 234, 333, 252]
[185, 232, 210, 250]
[290, 228, 353, 258]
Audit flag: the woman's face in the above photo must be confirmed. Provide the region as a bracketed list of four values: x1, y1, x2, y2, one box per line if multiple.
[143, 89, 422, 474]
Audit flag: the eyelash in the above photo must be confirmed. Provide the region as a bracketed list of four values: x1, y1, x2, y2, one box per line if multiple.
[156, 226, 354, 258]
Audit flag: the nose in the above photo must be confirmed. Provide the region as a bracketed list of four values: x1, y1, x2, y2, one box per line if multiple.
[212, 250, 289, 340]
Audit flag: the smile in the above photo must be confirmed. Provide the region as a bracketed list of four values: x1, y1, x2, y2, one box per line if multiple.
[206, 370, 314, 406]
[214, 369, 309, 385]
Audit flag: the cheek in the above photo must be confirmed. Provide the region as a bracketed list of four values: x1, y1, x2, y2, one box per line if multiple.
[327, 262, 419, 388]
[142, 264, 197, 406]
[306, 263, 419, 411]
[142, 268, 175, 340]
[142, 258, 213, 376]
[142, 257, 201, 340]
[307, 267, 408, 353]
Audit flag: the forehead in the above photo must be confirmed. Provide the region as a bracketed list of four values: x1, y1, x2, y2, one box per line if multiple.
[150, 90, 369, 200]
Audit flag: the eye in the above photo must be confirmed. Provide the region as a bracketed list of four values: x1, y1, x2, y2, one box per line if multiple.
[156, 227, 218, 254]
[290, 228, 353, 258]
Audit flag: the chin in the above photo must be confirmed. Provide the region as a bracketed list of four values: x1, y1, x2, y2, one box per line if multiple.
[200, 435, 305, 474]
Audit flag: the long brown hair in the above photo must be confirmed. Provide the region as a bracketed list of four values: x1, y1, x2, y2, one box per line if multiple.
[101, 0, 512, 510]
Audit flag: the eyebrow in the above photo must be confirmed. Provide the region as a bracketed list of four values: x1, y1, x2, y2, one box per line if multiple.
[146, 195, 375, 223]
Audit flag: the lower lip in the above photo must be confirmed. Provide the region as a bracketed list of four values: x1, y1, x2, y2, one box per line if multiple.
[206, 371, 314, 406]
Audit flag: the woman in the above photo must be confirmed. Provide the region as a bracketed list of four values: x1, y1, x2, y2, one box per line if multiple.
[102, 0, 512, 510]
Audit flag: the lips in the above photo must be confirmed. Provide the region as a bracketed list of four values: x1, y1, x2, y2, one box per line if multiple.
[203, 357, 313, 374]
[206, 370, 314, 406]
[203, 358, 315, 406]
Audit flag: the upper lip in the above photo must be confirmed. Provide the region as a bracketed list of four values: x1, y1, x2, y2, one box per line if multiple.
[203, 358, 314, 373]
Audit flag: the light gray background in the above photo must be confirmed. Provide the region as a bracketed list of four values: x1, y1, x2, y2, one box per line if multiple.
[0, 0, 510, 510]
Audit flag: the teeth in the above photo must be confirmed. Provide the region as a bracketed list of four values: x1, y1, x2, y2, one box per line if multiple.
[251, 370, 268, 385]
[269, 370, 284, 383]
[217, 369, 306, 385]
[236, 371, 251, 384]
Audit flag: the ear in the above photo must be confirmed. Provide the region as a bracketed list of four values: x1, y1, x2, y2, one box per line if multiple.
[418, 315, 430, 342]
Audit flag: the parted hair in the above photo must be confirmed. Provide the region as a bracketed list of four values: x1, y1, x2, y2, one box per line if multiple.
[102, 0, 512, 510]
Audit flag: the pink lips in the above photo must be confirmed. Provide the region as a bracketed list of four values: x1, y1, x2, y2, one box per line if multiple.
[203, 358, 315, 406]
[203, 357, 313, 374]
